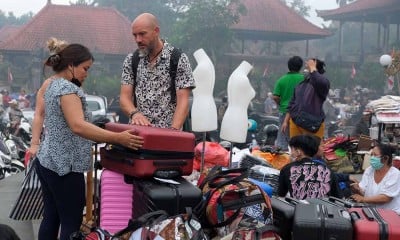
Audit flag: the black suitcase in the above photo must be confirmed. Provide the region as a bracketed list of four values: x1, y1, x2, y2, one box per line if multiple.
[271, 196, 299, 240]
[293, 202, 353, 240]
[130, 177, 202, 219]
[306, 196, 367, 209]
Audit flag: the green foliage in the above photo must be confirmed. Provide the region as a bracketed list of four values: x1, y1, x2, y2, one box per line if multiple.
[169, 0, 245, 59]
[69, 0, 95, 5]
[286, 0, 310, 17]
[0, 10, 32, 28]
[326, 62, 386, 95]
[84, 75, 120, 100]
[92, 0, 177, 36]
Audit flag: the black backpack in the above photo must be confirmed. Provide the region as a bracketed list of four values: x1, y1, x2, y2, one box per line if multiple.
[131, 48, 181, 107]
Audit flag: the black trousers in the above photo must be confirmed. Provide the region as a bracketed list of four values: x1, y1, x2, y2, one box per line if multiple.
[35, 160, 85, 240]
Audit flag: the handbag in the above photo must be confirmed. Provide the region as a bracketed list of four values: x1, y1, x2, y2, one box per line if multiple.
[9, 158, 44, 221]
[70, 227, 113, 240]
[292, 110, 323, 133]
[195, 166, 273, 238]
[113, 208, 208, 240]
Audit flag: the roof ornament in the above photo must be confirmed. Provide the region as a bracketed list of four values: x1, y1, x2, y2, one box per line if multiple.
[47, 0, 52, 5]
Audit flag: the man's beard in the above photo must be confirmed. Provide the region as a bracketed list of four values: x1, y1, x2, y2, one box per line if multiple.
[137, 40, 156, 58]
[138, 48, 148, 58]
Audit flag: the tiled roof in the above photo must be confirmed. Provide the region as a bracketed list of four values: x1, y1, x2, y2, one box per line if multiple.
[318, 0, 400, 23]
[0, 25, 22, 44]
[232, 0, 331, 41]
[0, 4, 135, 55]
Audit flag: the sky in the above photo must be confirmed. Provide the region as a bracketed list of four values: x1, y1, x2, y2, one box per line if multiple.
[0, 0, 339, 27]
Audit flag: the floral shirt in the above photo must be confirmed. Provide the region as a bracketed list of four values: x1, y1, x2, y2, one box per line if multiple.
[37, 79, 92, 176]
[121, 41, 195, 128]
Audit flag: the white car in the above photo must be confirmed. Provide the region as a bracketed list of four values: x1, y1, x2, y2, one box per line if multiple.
[85, 95, 107, 118]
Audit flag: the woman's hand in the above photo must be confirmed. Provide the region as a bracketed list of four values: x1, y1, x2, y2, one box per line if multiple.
[351, 194, 365, 203]
[306, 59, 317, 73]
[350, 182, 362, 195]
[118, 130, 144, 150]
[28, 144, 39, 159]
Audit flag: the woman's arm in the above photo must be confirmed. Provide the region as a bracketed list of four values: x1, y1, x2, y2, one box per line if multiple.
[61, 94, 143, 149]
[352, 193, 392, 204]
[28, 79, 51, 157]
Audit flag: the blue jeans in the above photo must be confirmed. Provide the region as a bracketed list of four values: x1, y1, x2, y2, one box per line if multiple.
[276, 113, 289, 150]
[35, 160, 85, 240]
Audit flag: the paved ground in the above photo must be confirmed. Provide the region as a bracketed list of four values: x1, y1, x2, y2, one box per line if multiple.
[0, 172, 40, 240]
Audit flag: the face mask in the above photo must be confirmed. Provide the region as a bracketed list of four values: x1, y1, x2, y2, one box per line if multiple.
[71, 78, 81, 87]
[288, 147, 297, 162]
[370, 156, 384, 170]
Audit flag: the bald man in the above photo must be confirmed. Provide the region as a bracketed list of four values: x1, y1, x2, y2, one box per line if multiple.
[120, 13, 195, 129]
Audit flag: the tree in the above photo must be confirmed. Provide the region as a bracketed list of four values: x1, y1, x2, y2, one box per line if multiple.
[286, 0, 310, 17]
[170, 0, 244, 59]
[69, 0, 95, 5]
[0, 11, 33, 28]
[92, 0, 177, 37]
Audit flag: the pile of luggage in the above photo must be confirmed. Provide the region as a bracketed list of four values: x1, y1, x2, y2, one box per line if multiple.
[80, 122, 400, 240]
[271, 196, 400, 240]
[87, 122, 282, 239]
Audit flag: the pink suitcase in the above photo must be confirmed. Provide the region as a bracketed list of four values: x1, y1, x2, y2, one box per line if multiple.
[99, 169, 133, 234]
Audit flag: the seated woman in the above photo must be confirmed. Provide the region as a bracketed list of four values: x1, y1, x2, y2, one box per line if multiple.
[351, 142, 400, 214]
[278, 134, 341, 199]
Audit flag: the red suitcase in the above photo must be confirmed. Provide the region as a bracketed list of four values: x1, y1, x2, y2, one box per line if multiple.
[350, 207, 400, 240]
[100, 123, 195, 178]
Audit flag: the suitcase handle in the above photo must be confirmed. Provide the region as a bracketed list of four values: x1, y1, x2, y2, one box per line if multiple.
[362, 208, 375, 221]
[284, 196, 300, 205]
[329, 196, 363, 208]
[350, 211, 361, 221]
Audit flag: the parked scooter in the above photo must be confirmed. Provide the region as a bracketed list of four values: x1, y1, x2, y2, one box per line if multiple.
[0, 138, 24, 180]
[17, 117, 32, 144]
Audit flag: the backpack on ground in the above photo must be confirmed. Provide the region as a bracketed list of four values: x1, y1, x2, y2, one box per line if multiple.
[195, 166, 277, 238]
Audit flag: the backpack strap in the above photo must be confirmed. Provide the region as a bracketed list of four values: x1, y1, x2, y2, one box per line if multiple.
[130, 47, 182, 107]
[169, 47, 182, 104]
[131, 50, 140, 107]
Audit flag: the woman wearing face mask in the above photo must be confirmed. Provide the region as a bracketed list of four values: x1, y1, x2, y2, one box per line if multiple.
[278, 134, 341, 200]
[30, 38, 144, 240]
[351, 143, 400, 214]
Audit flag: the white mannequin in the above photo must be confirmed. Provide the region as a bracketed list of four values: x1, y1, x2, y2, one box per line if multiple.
[220, 61, 255, 143]
[191, 48, 218, 132]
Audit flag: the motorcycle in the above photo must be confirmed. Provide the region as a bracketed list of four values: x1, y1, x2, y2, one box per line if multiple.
[0, 137, 24, 180]
[17, 117, 32, 145]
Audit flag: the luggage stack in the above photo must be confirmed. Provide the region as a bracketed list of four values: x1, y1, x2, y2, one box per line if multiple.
[100, 123, 195, 179]
[271, 196, 400, 240]
[97, 122, 200, 233]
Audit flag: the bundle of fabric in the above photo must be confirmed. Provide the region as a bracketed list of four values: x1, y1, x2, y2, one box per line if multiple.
[248, 165, 280, 195]
[251, 150, 290, 170]
[323, 136, 357, 173]
[365, 95, 400, 113]
[239, 153, 273, 169]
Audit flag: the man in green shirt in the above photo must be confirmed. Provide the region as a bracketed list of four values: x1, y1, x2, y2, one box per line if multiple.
[273, 56, 304, 150]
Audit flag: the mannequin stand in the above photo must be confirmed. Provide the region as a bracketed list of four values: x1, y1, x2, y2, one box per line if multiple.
[229, 142, 233, 168]
[200, 132, 207, 173]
